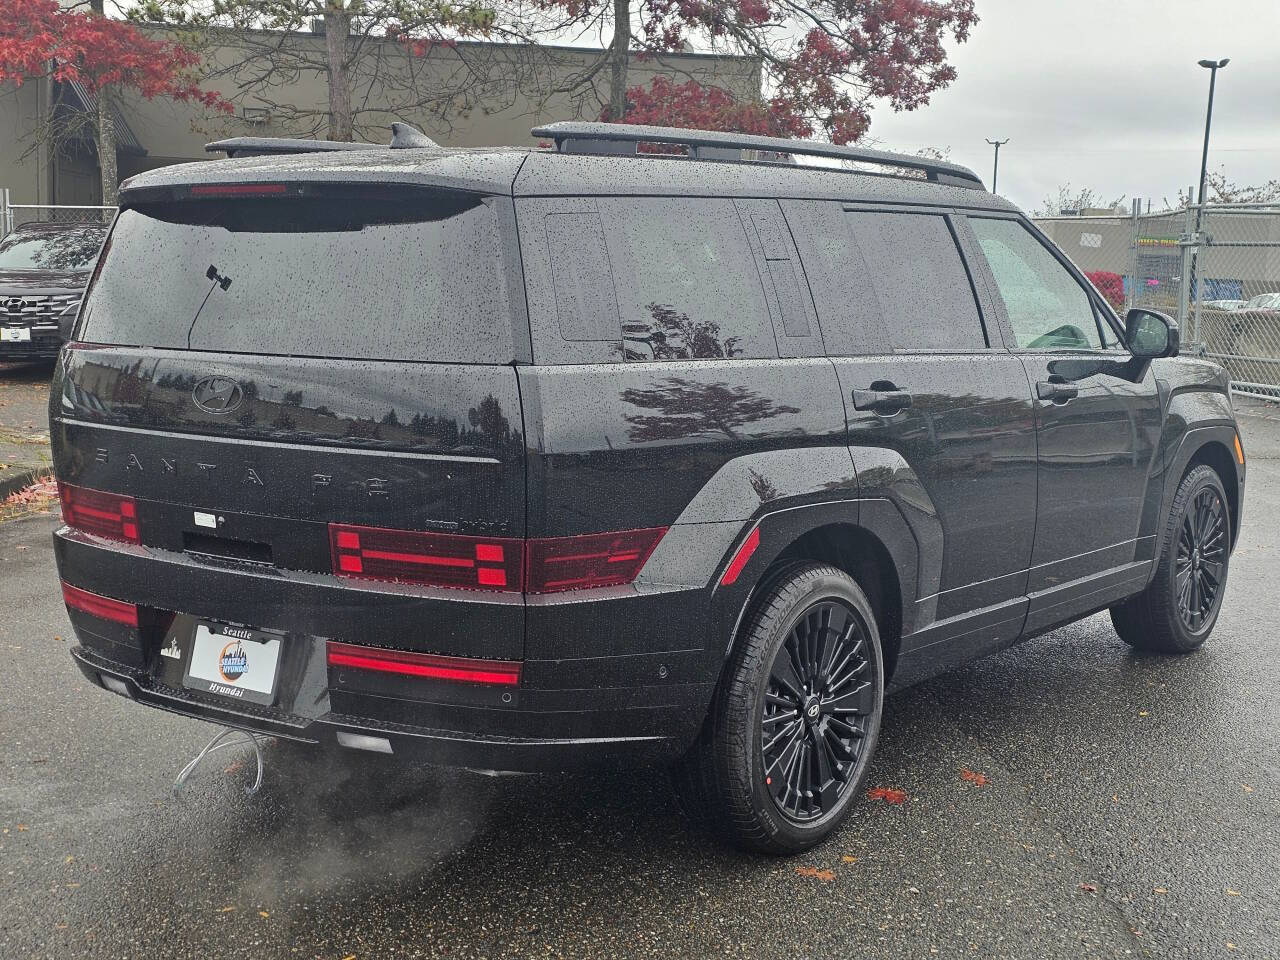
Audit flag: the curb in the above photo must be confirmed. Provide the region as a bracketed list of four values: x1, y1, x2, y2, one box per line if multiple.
[0, 466, 52, 502]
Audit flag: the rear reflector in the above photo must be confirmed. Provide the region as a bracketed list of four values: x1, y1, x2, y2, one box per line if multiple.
[720, 526, 760, 587]
[525, 527, 667, 593]
[329, 523, 522, 592]
[327, 641, 521, 686]
[62, 582, 139, 626]
[59, 483, 140, 544]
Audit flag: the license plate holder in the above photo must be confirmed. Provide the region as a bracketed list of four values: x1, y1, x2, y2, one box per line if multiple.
[183, 622, 282, 706]
[0, 327, 31, 342]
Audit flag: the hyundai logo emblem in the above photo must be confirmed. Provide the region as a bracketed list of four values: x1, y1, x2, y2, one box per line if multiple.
[192, 376, 244, 415]
[4, 298, 25, 314]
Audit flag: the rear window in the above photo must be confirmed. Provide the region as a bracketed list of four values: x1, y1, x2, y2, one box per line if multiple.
[79, 193, 514, 363]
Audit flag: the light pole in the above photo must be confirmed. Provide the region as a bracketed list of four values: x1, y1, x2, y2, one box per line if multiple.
[1190, 58, 1228, 312]
[985, 138, 1009, 193]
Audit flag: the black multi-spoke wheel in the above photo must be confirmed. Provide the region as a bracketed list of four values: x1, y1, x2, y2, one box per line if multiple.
[675, 562, 884, 855]
[1112, 464, 1232, 653]
[761, 600, 875, 822]
[1174, 487, 1227, 630]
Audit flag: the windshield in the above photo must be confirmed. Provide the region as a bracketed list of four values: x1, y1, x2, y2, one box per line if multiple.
[1245, 293, 1280, 309]
[79, 193, 514, 363]
[0, 226, 106, 272]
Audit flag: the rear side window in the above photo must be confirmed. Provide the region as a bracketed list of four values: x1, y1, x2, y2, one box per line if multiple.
[844, 212, 986, 351]
[969, 217, 1103, 350]
[597, 197, 777, 361]
[79, 192, 514, 363]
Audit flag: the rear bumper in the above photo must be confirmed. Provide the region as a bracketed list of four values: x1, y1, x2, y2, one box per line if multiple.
[72, 645, 679, 771]
[56, 528, 716, 772]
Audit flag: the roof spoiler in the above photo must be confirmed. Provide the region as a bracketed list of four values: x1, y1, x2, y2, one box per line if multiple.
[531, 121, 985, 190]
[206, 123, 440, 158]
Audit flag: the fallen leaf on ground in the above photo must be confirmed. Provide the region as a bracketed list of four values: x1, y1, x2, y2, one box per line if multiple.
[1138, 710, 1149, 717]
[1079, 882, 1098, 893]
[867, 786, 907, 805]
[1226, 889, 1241, 896]
[259, 910, 270, 918]
[16, 823, 27, 832]
[841, 855, 857, 863]
[1242, 784, 1254, 794]
[960, 768, 988, 786]
[1154, 887, 1168, 894]
[217, 906, 235, 913]
[795, 866, 836, 882]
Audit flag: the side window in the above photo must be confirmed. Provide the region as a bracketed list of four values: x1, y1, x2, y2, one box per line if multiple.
[781, 200, 893, 356]
[970, 217, 1103, 350]
[844, 212, 987, 351]
[597, 197, 777, 361]
[544, 213, 619, 342]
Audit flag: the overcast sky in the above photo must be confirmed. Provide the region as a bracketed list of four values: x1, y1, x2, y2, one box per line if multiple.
[864, 0, 1280, 214]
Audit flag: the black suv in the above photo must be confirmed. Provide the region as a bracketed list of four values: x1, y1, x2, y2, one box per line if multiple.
[50, 122, 1246, 854]
[0, 221, 107, 359]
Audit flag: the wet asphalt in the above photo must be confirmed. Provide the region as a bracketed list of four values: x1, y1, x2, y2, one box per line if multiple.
[1, 402, 1277, 960]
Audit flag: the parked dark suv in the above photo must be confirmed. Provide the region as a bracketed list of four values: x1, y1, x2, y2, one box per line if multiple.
[0, 221, 107, 359]
[50, 122, 1246, 854]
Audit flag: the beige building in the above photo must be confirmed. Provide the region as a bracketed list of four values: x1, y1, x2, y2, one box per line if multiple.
[0, 28, 760, 205]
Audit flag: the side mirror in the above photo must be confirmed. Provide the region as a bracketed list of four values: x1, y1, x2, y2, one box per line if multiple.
[1125, 308, 1180, 359]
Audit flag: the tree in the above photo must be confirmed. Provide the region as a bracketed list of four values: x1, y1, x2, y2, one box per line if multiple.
[1171, 168, 1280, 207]
[524, 0, 978, 143]
[1033, 185, 1127, 218]
[0, 0, 230, 204]
[134, 0, 502, 141]
[1085, 270, 1125, 311]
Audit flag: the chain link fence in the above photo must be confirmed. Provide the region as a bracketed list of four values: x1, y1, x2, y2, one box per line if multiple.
[0, 189, 115, 238]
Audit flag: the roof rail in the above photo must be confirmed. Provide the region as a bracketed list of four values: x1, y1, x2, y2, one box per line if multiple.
[205, 136, 381, 158]
[530, 121, 985, 190]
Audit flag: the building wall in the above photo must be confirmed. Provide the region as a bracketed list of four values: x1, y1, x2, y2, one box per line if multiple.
[2, 32, 761, 202]
[0, 83, 51, 204]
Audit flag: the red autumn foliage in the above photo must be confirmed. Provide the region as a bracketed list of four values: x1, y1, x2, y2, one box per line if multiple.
[0, 0, 230, 113]
[615, 77, 811, 140]
[1086, 270, 1126, 311]
[960, 767, 988, 786]
[568, 0, 977, 144]
[867, 786, 907, 805]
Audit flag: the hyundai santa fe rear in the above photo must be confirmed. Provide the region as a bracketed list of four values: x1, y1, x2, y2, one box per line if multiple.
[52, 122, 1245, 854]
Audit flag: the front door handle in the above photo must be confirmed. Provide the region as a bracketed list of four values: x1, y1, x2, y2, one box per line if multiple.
[852, 384, 913, 414]
[1036, 380, 1079, 403]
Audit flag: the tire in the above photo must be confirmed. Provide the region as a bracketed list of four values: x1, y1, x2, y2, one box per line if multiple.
[676, 562, 885, 855]
[1111, 463, 1231, 653]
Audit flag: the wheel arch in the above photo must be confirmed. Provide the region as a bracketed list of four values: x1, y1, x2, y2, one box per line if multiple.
[1186, 440, 1240, 547]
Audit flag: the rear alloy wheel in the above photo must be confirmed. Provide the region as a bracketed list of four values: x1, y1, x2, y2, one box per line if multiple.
[676, 563, 884, 854]
[1111, 464, 1231, 653]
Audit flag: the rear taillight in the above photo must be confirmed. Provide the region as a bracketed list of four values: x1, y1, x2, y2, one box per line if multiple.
[525, 527, 666, 593]
[329, 524, 522, 592]
[327, 641, 520, 686]
[59, 483, 140, 544]
[61, 582, 139, 626]
[328, 523, 667, 594]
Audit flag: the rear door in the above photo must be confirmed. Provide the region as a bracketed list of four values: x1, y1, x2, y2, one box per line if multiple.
[964, 214, 1162, 632]
[54, 185, 528, 658]
[783, 200, 1038, 662]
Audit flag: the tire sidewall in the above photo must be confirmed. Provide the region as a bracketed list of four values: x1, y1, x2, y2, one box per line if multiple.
[733, 568, 885, 851]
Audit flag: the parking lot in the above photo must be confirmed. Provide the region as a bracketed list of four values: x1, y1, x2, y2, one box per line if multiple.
[1, 361, 1278, 960]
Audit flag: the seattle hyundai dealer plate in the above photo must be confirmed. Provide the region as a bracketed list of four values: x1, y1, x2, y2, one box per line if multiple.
[183, 623, 281, 706]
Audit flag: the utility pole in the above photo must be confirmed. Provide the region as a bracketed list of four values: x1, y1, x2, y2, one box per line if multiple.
[985, 138, 1009, 193]
[1189, 58, 1229, 318]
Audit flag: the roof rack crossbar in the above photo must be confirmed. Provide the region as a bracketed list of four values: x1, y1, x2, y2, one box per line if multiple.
[205, 137, 381, 158]
[531, 121, 985, 190]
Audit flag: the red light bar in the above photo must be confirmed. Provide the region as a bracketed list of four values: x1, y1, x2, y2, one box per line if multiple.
[190, 182, 290, 197]
[525, 527, 666, 594]
[720, 526, 760, 587]
[329, 523, 522, 593]
[327, 641, 521, 686]
[59, 483, 141, 544]
[61, 582, 139, 627]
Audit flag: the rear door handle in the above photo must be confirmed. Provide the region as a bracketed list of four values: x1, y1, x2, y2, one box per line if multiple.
[852, 385, 913, 414]
[1036, 380, 1079, 403]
